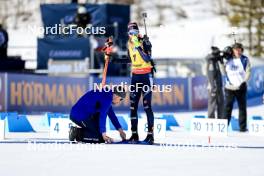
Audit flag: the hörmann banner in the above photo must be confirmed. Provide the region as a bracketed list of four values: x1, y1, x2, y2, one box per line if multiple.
[0, 73, 6, 111]
[7, 73, 89, 113]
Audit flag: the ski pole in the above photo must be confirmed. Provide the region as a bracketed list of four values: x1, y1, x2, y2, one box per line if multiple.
[142, 12, 148, 36]
[101, 36, 113, 87]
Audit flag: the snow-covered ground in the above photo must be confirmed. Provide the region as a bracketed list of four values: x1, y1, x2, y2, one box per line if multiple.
[1, 130, 264, 176]
[0, 132, 264, 176]
[0, 104, 264, 176]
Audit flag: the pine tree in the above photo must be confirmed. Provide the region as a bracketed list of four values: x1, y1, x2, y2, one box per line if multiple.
[227, 0, 264, 57]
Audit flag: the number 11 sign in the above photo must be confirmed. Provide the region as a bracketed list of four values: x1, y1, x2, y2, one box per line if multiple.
[190, 118, 228, 137]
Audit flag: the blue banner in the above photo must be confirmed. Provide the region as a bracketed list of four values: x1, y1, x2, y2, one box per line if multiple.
[247, 66, 264, 106]
[153, 78, 189, 111]
[191, 76, 208, 110]
[37, 37, 90, 69]
[92, 77, 189, 112]
[247, 66, 264, 97]
[40, 4, 130, 41]
[3, 66, 264, 113]
[41, 4, 108, 28]
[7, 73, 89, 113]
[191, 66, 264, 109]
[0, 73, 5, 111]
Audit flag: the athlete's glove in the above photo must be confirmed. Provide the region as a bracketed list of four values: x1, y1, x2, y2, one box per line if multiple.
[118, 128, 126, 141]
[102, 133, 113, 143]
[143, 35, 152, 55]
[102, 37, 113, 56]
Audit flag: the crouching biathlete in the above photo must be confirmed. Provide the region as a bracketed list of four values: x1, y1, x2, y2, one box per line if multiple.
[69, 86, 127, 143]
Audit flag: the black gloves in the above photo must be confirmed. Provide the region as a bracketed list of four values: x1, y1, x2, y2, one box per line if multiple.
[142, 35, 152, 55]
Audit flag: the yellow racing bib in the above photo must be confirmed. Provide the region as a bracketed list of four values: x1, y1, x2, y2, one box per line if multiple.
[128, 43, 152, 74]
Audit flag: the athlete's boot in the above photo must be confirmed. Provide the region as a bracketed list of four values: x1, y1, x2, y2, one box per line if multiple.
[128, 131, 139, 143]
[69, 126, 82, 142]
[143, 132, 154, 145]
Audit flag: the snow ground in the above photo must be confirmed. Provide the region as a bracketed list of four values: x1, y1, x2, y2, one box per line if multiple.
[0, 105, 264, 176]
[0, 131, 264, 176]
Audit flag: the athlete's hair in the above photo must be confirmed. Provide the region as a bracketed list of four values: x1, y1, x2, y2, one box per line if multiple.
[232, 43, 244, 52]
[112, 86, 126, 99]
[128, 22, 139, 32]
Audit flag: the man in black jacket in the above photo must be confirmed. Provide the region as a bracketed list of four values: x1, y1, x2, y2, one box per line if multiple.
[206, 46, 224, 119]
[0, 24, 8, 59]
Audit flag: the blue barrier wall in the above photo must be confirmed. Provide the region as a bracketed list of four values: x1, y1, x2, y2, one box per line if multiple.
[247, 66, 264, 106]
[0, 66, 263, 113]
[6, 73, 89, 113]
[0, 73, 5, 111]
[92, 77, 189, 111]
[191, 76, 208, 110]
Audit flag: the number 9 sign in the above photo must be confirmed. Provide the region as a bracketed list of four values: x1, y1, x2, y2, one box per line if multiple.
[139, 119, 166, 140]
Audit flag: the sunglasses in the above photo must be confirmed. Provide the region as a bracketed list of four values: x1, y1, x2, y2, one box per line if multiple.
[128, 29, 139, 36]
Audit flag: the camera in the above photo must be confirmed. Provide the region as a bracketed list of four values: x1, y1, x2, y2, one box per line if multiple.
[209, 46, 233, 62]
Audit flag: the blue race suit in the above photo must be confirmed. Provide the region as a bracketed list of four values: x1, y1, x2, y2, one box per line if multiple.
[70, 89, 121, 142]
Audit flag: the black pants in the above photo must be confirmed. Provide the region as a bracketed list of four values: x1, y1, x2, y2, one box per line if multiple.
[0, 47, 7, 59]
[208, 88, 224, 119]
[70, 113, 104, 143]
[130, 73, 154, 133]
[224, 83, 247, 130]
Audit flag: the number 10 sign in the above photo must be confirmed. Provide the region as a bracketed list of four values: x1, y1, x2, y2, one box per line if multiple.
[190, 118, 228, 136]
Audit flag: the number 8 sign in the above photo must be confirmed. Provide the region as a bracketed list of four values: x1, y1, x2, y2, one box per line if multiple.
[138, 119, 166, 140]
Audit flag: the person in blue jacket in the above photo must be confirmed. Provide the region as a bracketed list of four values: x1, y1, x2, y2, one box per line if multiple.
[69, 86, 127, 143]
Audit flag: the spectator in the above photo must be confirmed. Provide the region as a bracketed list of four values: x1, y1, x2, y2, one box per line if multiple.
[221, 43, 251, 132]
[0, 24, 8, 59]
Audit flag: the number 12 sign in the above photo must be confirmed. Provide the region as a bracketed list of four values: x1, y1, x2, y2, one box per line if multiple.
[190, 118, 228, 137]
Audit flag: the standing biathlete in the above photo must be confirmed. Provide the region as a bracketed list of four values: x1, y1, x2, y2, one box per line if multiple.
[113, 22, 156, 144]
